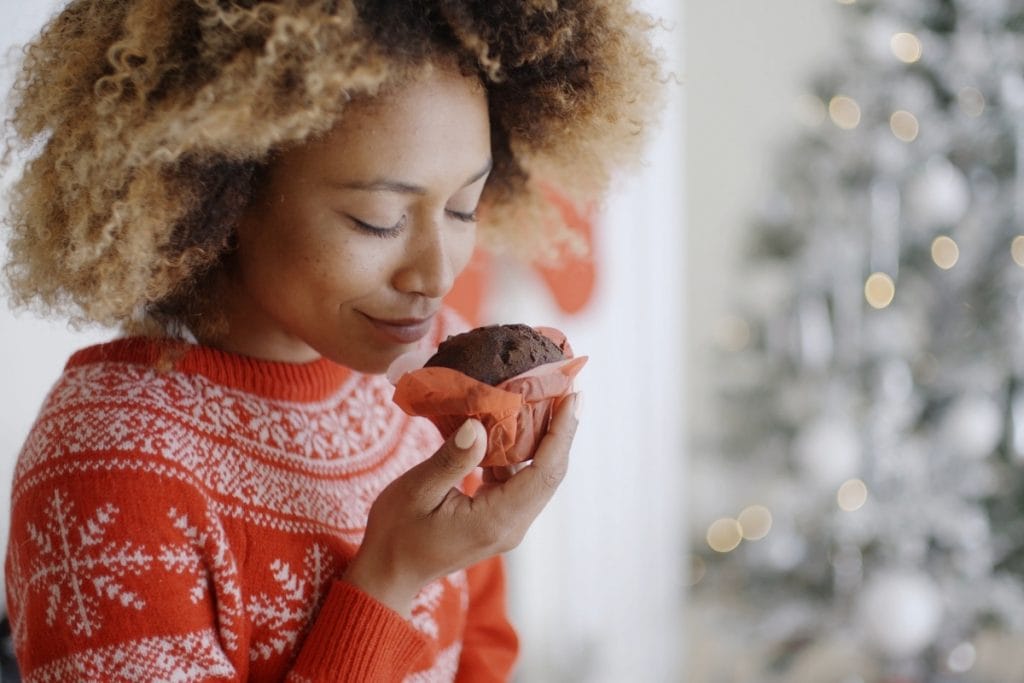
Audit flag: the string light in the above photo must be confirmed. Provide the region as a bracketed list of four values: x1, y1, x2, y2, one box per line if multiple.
[837, 479, 869, 511]
[738, 505, 773, 540]
[1012, 236, 1024, 267]
[958, 87, 985, 117]
[707, 518, 743, 553]
[890, 110, 919, 142]
[864, 272, 896, 309]
[931, 236, 960, 269]
[829, 95, 861, 129]
[890, 32, 923, 63]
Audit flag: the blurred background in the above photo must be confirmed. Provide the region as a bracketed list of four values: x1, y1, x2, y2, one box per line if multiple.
[687, 1, 1024, 683]
[3, 0, 1024, 682]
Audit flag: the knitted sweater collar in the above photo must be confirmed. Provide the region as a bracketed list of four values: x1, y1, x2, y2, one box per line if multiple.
[67, 337, 355, 403]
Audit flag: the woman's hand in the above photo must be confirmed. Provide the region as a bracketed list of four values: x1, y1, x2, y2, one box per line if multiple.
[342, 392, 581, 618]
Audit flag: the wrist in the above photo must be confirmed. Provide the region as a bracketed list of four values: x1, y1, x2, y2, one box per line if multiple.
[341, 554, 420, 619]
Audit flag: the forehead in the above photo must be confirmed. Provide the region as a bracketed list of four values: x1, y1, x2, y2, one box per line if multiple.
[287, 67, 490, 180]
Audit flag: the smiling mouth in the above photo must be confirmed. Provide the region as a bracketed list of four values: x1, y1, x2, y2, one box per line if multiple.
[361, 312, 436, 345]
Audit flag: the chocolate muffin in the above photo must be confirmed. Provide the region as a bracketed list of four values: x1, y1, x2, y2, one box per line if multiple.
[424, 324, 566, 386]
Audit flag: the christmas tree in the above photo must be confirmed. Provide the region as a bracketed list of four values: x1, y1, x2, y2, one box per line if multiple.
[688, 1, 1024, 681]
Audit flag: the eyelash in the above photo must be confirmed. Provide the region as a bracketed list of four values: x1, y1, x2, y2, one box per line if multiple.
[350, 215, 405, 239]
[348, 210, 478, 238]
[447, 209, 478, 223]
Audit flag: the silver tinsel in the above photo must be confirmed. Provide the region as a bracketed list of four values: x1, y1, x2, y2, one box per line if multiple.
[691, 1, 1024, 681]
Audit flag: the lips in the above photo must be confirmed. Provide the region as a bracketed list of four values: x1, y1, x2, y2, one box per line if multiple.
[361, 312, 436, 345]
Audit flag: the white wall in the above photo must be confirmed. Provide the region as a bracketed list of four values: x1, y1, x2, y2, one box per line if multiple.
[0, 1, 115, 614]
[685, 0, 837, 440]
[502, 0, 686, 678]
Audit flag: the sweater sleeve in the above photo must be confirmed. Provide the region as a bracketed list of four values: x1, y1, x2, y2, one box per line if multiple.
[5, 464, 428, 682]
[454, 556, 520, 682]
[289, 580, 428, 682]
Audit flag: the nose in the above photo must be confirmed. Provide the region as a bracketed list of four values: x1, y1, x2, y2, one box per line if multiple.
[392, 219, 456, 299]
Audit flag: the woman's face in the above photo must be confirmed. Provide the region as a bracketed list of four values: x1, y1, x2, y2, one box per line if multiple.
[220, 65, 491, 372]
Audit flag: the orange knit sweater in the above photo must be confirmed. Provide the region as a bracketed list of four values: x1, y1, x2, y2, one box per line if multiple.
[4, 309, 518, 682]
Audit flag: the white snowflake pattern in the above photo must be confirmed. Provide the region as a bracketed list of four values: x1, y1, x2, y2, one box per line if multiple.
[6, 543, 29, 651]
[247, 543, 335, 661]
[25, 489, 152, 637]
[409, 571, 469, 640]
[244, 384, 400, 461]
[158, 507, 244, 652]
[171, 377, 245, 435]
[410, 581, 446, 639]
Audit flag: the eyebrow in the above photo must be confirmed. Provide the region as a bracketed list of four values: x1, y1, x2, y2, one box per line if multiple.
[332, 159, 494, 195]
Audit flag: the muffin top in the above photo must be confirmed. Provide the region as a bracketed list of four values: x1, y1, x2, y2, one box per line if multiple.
[424, 324, 565, 386]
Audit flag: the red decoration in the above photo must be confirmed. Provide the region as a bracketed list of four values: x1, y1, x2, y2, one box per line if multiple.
[445, 190, 597, 325]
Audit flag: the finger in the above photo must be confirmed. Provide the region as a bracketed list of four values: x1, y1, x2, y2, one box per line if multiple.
[405, 418, 487, 505]
[483, 392, 581, 518]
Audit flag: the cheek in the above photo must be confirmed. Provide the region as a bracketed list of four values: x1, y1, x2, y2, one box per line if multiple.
[239, 223, 381, 300]
[312, 239, 398, 298]
[451, 227, 478, 274]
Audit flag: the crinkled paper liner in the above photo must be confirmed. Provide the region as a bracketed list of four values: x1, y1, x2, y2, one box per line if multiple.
[388, 327, 587, 467]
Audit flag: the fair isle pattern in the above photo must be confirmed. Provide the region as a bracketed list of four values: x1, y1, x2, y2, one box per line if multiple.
[29, 354, 392, 464]
[7, 543, 29, 652]
[12, 367, 444, 543]
[246, 543, 335, 661]
[12, 455, 415, 541]
[8, 308, 517, 680]
[26, 489, 151, 637]
[159, 506, 244, 653]
[17, 363, 411, 476]
[22, 629, 236, 682]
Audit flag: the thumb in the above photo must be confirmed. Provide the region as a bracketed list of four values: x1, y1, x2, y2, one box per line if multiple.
[412, 419, 487, 503]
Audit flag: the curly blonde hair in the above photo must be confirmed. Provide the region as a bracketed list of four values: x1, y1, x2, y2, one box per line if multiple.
[2, 0, 663, 335]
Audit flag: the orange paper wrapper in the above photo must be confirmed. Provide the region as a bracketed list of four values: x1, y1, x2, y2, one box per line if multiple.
[389, 327, 587, 467]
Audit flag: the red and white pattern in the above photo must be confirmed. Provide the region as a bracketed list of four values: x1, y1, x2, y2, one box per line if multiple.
[246, 543, 335, 661]
[5, 309, 519, 682]
[26, 489, 151, 638]
[159, 506, 244, 653]
[13, 365, 432, 542]
[22, 629, 236, 683]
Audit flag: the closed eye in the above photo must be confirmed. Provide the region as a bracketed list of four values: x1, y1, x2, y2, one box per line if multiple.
[446, 209, 478, 223]
[347, 214, 406, 238]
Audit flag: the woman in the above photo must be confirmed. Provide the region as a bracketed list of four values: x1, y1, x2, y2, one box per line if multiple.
[2, 1, 662, 680]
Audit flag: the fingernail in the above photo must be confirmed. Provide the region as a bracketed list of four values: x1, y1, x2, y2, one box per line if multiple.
[574, 392, 584, 419]
[455, 419, 477, 449]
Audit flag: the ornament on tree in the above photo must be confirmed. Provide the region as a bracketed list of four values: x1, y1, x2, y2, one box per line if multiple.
[905, 156, 971, 231]
[865, 15, 906, 62]
[793, 416, 861, 488]
[940, 393, 1003, 460]
[858, 570, 943, 659]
